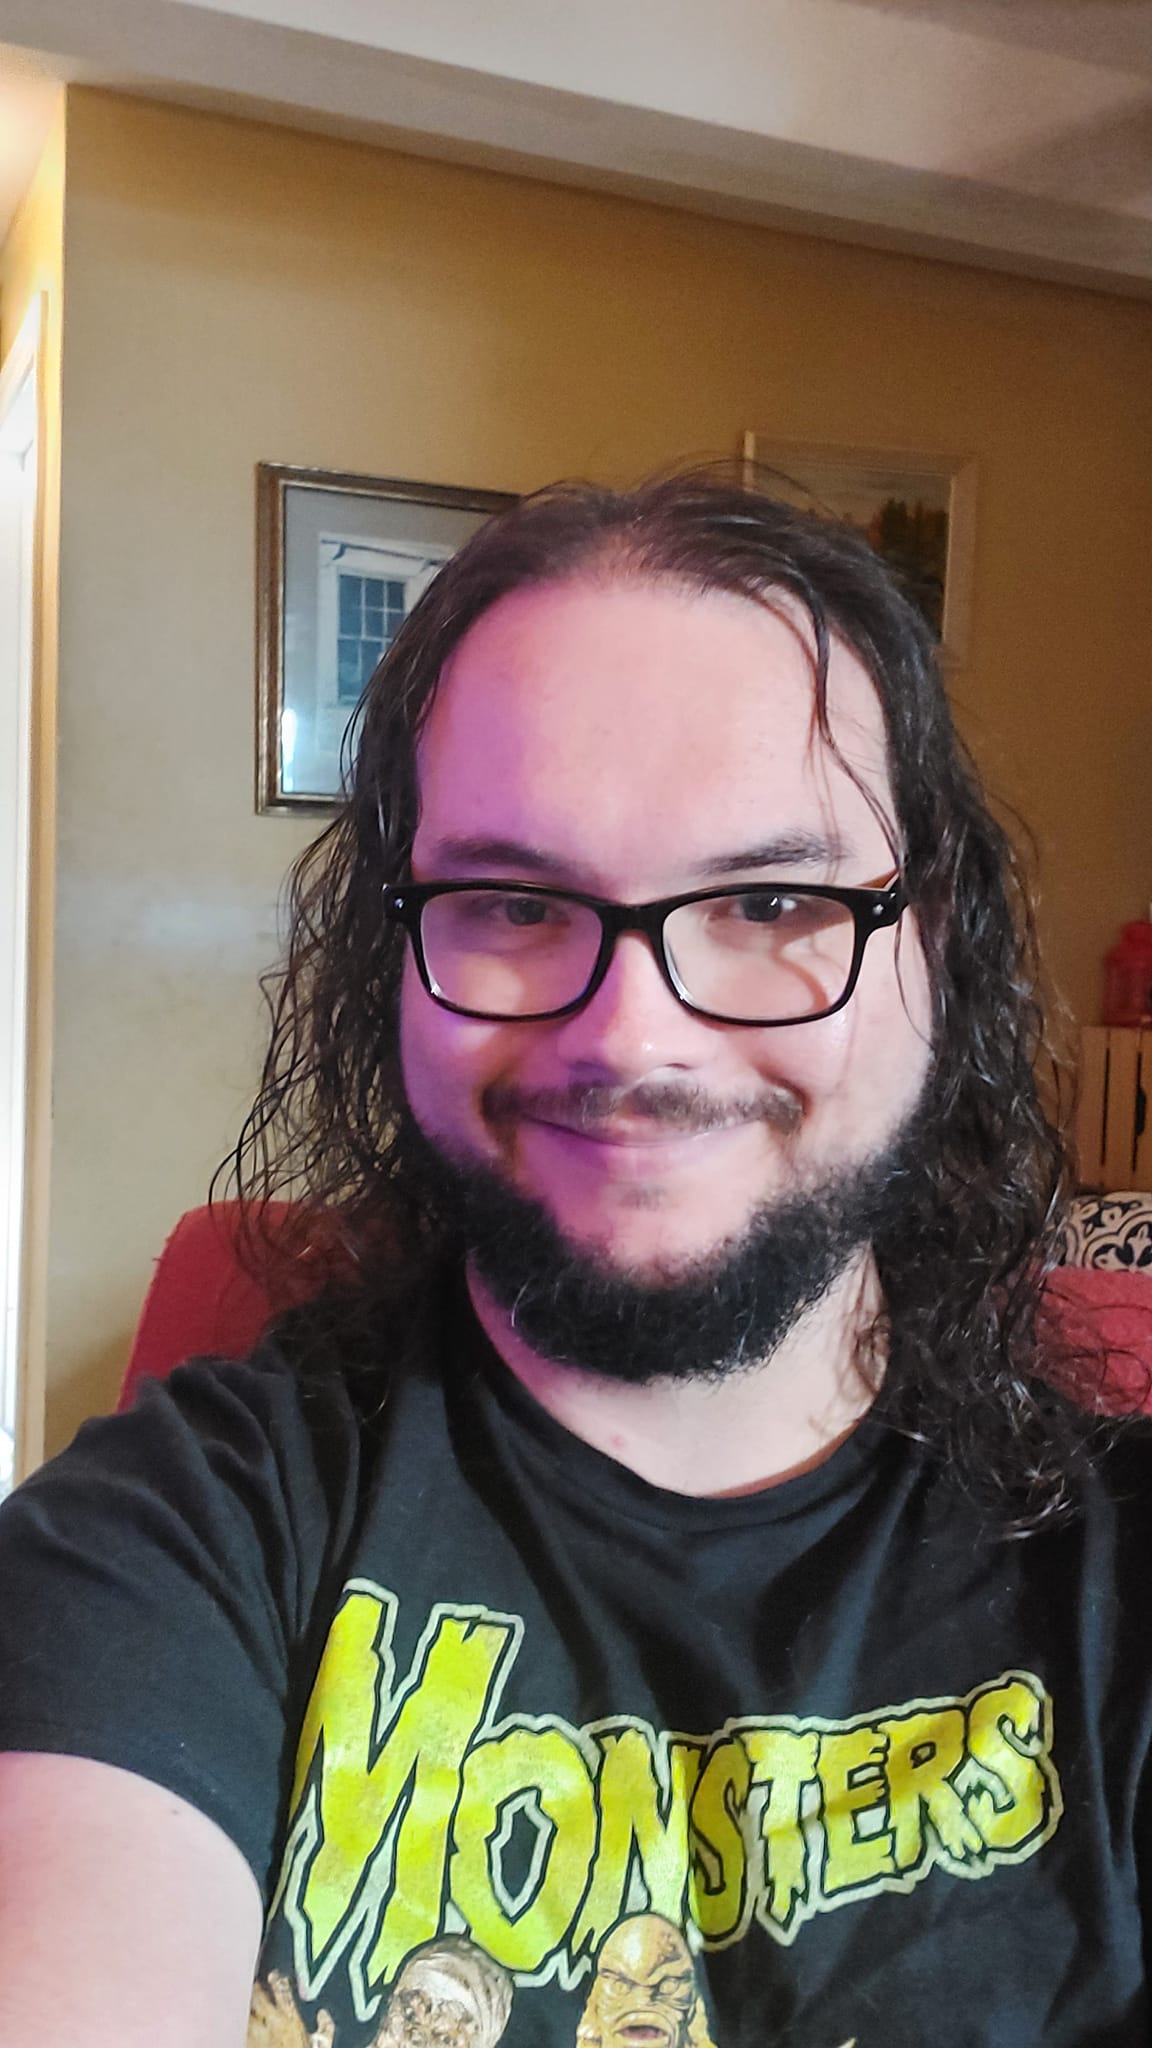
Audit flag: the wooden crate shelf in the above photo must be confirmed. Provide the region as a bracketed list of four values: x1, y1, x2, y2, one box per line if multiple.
[1077, 1026, 1151, 1189]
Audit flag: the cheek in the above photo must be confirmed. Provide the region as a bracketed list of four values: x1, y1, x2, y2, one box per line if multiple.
[399, 966, 462, 1127]
[744, 1014, 857, 1112]
[835, 932, 935, 1117]
[398, 964, 509, 1136]
[883, 927, 936, 1075]
[755, 932, 934, 1119]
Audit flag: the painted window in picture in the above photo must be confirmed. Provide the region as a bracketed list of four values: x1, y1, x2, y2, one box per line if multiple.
[337, 573, 407, 700]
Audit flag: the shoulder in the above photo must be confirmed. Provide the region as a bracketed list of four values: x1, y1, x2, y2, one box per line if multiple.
[116, 1261, 457, 1451]
[1028, 1413, 1152, 1592]
[12, 1261, 462, 1529]
[0, 1346, 354, 1896]
[0, 1324, 378, 1645]
[71, 1335, 363, 1503]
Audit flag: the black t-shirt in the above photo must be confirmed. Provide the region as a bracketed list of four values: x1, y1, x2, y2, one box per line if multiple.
[1, 1279, 1151, 2047]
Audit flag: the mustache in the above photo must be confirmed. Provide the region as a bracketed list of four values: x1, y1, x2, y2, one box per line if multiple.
[482, 1079, 803, 1138]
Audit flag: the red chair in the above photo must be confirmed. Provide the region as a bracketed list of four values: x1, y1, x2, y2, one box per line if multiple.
[118, 1203, 290, 1411]
[1042, 1264, 1152, 1413]
[119, 1204, 1152, 1414]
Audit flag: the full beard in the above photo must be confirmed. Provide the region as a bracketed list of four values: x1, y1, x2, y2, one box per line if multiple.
[395, 1094, 928, 1387]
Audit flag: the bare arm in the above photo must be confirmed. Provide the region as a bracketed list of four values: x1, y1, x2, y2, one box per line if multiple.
[0, 1752, 264, 2045]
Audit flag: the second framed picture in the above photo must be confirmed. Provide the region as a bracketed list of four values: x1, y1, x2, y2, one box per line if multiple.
[257, 464, 516, 813]
[742, 433, 977, 667]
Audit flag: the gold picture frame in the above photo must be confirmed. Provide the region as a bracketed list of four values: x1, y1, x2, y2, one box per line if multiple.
[256, 463, 516, 814]
[742, 433, 977, 667]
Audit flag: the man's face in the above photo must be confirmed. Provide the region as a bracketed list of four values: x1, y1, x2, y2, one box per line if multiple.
[400, 575, 933, 1280]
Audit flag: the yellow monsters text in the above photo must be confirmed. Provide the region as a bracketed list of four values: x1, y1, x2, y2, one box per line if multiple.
[276, 1582, 1061, 2016]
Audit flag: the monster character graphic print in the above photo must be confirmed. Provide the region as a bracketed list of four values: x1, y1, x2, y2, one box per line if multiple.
[575, 1915, 717, 2047]
[250, 1938, 513, 2047]
[248, 1579, 1063, 2046]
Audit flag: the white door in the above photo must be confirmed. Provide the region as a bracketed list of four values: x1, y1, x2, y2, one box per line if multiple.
[0, 305, 40, 1498]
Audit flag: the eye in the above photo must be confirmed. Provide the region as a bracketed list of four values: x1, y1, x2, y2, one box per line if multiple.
[502, 894, 554, 927]
[451, 890, 568, 928]
[699, 890, 790, 930]
[732, 891, 784, 924]
[722, 890, 843, 936]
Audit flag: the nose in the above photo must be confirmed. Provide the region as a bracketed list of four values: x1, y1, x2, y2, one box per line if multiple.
[550, 928, 717, 1080]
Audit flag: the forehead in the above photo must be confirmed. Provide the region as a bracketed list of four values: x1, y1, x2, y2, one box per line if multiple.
[414, 576, 896, 887]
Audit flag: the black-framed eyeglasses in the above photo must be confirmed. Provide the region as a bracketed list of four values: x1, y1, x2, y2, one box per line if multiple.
[385, 875, 906, 1027]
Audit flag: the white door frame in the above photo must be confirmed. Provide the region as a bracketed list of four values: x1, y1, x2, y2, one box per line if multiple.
[0, 297, 44, 1492]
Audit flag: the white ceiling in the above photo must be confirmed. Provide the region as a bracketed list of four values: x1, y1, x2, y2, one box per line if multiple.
[2, 0, 1151, 292]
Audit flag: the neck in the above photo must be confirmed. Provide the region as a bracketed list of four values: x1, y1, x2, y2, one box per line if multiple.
[466, 1252, 884, 1497]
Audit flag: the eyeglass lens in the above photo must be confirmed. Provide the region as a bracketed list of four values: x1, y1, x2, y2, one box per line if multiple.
[419, 888, 860, 1021]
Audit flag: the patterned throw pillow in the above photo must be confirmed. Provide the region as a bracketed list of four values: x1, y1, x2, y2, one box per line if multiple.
[1060, 1191, 1152, 1270]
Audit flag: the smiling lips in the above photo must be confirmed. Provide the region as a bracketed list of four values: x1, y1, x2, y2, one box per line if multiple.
[486, 1076, 804, 1141]
[532, 1114, 741, 1147]
[523, 1115, 759, 1181]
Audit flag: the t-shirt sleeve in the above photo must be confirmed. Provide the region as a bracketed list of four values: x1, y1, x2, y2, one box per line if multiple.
[0, 1354, 360, 1901]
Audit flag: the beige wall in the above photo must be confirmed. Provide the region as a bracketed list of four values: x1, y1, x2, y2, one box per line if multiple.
[38, 87, 1152, 1448]
[0, 98, 65, 1474]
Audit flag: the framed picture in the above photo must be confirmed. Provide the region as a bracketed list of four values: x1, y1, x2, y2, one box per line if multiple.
[741, 434, 977, 666]
[256, 464, 516, 813]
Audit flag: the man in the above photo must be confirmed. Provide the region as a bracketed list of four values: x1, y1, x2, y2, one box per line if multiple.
[0, 473, 1146, 2048]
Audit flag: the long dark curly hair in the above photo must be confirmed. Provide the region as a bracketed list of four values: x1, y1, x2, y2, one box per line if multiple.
[225, 467, 1108, 1526]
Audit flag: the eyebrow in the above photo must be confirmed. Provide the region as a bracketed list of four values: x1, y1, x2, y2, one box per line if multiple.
[422, 831, 852, 886]
[694, 833, 852, 877]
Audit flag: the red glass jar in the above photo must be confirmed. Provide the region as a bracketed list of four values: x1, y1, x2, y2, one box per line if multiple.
[1103, 919, 1152, 1026]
